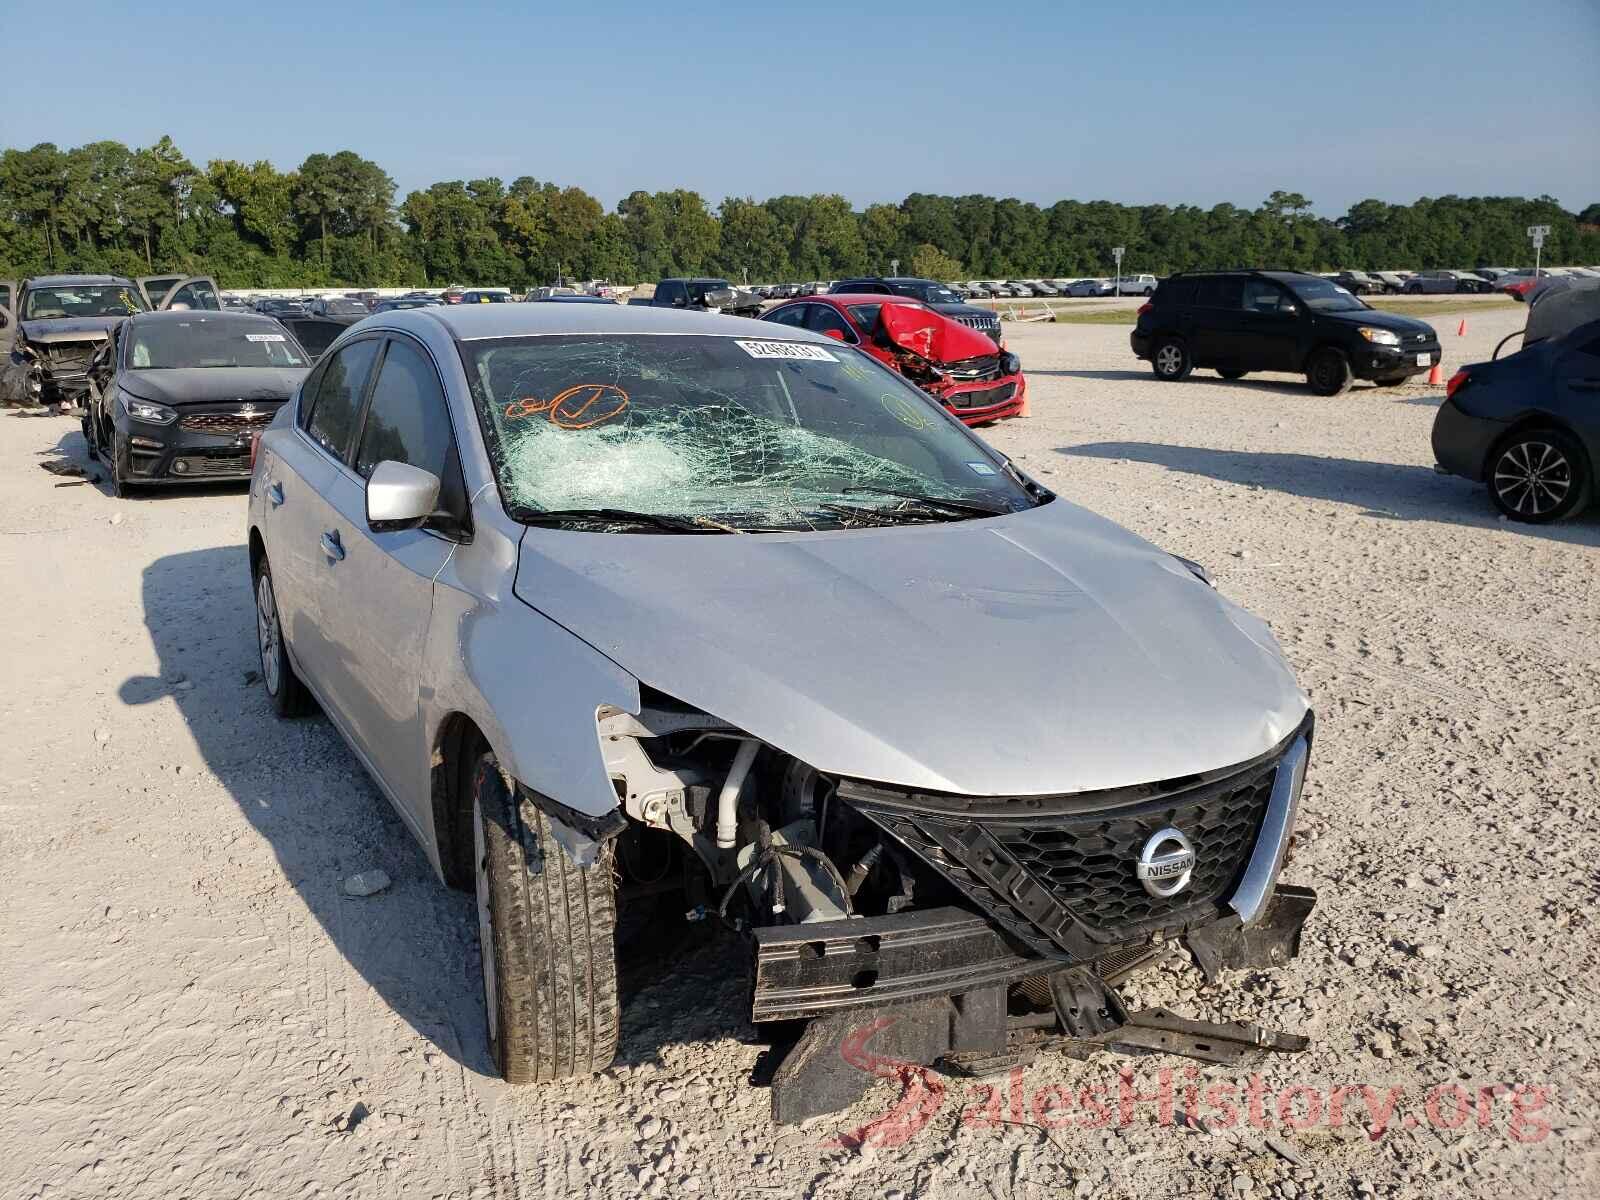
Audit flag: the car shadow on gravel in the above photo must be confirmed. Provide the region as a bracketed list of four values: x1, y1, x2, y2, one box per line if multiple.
[122, 547, 745, 1082]
[1061, 441, 1600, 544]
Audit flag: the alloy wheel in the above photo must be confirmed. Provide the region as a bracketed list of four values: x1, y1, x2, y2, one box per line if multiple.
[1493, 440, 1572, 518]
[1156, 344, 1183, 375]
[256, 573, 281, 695]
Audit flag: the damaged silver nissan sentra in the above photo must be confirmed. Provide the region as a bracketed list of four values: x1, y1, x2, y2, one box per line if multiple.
[247, 303, 1318, 1120]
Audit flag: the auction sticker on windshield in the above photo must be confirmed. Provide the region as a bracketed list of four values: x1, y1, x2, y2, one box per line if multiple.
[734, 340, 837, 362]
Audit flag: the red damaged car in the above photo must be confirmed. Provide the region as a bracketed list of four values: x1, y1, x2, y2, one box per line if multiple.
[761, 293, 1026, 425]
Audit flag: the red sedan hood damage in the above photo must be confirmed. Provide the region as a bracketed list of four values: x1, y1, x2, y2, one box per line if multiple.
[879, 303, 996, 363]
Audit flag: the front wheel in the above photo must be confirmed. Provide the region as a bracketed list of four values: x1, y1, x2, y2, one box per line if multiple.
[1151, 338, 1191, 381]
[473, 751, 620, 1083]
[1488, 428, 1591, 523]
[1306, 348, 1352, 396]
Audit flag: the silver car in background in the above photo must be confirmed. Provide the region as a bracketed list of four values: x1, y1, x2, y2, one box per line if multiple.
[247, 304, 1318, 1118]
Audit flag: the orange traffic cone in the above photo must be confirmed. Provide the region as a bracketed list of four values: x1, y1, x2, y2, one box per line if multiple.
[1457, 319, 1467, 337]
[1428, 363, 1443, 385]
[1016, 378, 1030, 418]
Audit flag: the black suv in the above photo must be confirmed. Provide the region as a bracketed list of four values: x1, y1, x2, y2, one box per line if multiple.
[831, 276, 1002, 344]
[1131, 270, 1442, 395]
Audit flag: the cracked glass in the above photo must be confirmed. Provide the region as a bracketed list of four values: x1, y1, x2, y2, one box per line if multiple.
[460, 334, 1032, 531]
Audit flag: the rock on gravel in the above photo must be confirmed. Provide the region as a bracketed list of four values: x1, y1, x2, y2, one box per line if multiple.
[342, 870, 392, 897]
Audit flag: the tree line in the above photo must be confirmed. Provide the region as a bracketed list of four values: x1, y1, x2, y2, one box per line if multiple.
[2, 137, 1596, 289]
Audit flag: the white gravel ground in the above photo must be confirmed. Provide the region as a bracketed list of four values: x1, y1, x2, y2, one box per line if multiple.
[2, 301, 1596, 1200]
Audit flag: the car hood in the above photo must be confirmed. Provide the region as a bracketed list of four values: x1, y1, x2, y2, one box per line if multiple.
[930, 301, 998, 320]
[19, 316, 126, 343]
[880, 304, 999, 363]
[1320, 307, 1434, 336]
[512, 501, 1308, 796]
[119, 367, 308, 407]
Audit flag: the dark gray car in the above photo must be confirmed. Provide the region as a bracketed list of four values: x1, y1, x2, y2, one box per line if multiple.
[1432, 287, 1600, 522]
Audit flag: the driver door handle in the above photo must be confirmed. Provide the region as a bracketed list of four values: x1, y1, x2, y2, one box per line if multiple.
[267, 481, 284, 507]
[320, 530, 345, 562]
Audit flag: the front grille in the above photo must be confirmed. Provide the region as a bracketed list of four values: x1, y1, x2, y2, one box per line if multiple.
[988, 768, 1272, 932]
[841, 750, 1285, 960]
[178, 451, 251, 477]
[179, 410, 275, 435]
[951, 382, 1016, 409]
[944, 354, 1002, 382]
[955, 314, 1004, 344]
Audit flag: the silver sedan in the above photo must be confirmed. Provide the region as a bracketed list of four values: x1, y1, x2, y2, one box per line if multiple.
[247, 303, 1316, 1106]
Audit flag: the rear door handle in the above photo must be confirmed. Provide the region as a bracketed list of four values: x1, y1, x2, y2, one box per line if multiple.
[267, 481, 284, 507]
[319, 530, 345, 562]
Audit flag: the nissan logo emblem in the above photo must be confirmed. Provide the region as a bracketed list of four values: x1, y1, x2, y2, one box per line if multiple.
[1135, 827, 1195, 898]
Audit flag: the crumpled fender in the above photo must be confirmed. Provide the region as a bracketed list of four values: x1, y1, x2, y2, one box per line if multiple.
[879, 304, 998, 363]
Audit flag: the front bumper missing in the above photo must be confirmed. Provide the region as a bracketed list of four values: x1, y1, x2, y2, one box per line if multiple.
[755, 883, 1317, 1123]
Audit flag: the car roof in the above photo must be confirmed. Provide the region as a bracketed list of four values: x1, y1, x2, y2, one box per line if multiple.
[809, 293, 925, 306]
[407, 302, 837, 343]
[25, 274, 137, 287]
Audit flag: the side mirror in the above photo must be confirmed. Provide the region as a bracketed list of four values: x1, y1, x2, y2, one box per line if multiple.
[0, 311, 7, 328]
[821, 328, 847, 342]
[366, 460, 441, 532]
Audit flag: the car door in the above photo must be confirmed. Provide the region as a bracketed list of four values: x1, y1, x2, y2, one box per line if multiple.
[262, 335, 385, 735]
[313, 333, 466, 828]
[1552, 324, 1600, 416]
[1237, 278, 1302, 371]
[1187, 276, 1245, 366]
[0, 280, 16, 363]
[143, 276, 223, 311]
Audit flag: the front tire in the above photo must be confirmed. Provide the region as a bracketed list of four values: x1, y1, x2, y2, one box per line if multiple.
[1307, 348, 1353, 396]
[254, 558, 312, 716]
[472, 751, 620, 1083]
[1488, 427, 1590, 524]
[1151, 338, 1192, 381]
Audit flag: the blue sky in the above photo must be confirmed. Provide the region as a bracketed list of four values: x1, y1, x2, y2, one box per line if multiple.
[5, 0, 1597, 215]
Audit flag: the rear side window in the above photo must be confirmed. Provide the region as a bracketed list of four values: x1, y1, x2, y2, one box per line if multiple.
[304, 338, 381, 463]
[764, 304, 808, 328]
[354, 338, 456, 480]
[1154, 279, 1197, 306]
[655, 281, 686, 306]
[1195, 277, 1245, 308]
[805, 305, 856, 342]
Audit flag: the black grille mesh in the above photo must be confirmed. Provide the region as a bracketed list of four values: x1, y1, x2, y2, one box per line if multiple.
[846, 754, 1280, 957]
[986, 766, 1274, 932]
[951, 382, 1016, 409]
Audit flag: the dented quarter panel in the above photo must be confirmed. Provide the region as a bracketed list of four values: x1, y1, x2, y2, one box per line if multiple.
[420, 495, 641, 841]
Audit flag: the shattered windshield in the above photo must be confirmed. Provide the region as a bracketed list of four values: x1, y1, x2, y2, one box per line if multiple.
[463, 334, 1036, 532]
[24, 285, 148, 320]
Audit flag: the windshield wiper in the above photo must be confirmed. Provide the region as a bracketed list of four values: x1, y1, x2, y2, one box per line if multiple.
[841, 485, 1011, 517]
[515, 506, 721, 533]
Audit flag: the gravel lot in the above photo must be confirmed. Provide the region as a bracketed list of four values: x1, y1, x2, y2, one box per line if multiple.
[2, 302, 1596, 1200]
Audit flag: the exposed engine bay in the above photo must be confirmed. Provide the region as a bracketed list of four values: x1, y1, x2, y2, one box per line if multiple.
[595, 690, 1318, 1122]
